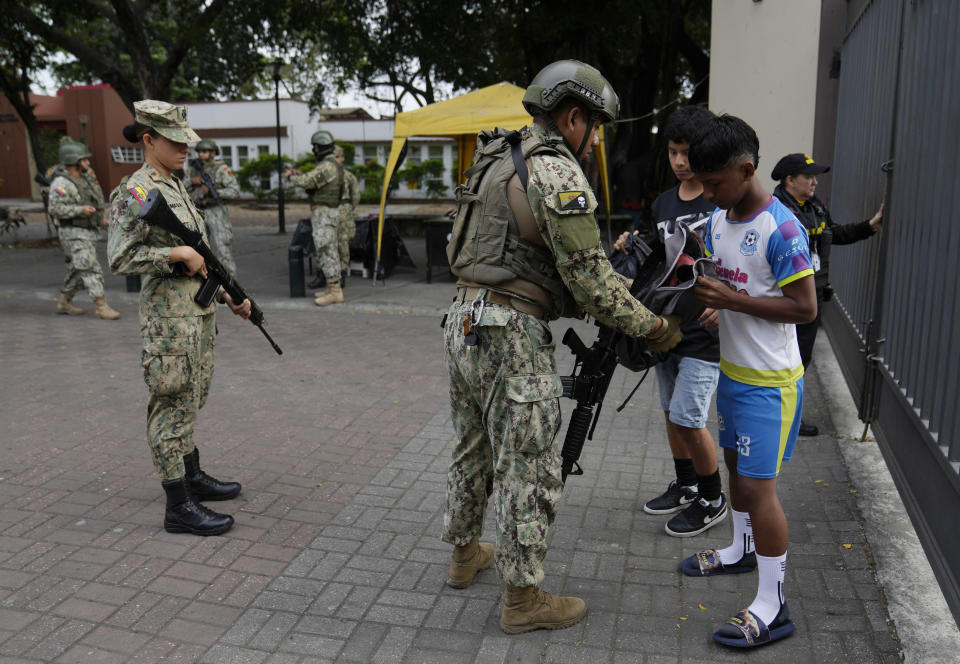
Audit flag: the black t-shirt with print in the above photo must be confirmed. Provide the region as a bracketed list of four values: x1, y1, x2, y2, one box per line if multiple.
[651, 185, 720, 362]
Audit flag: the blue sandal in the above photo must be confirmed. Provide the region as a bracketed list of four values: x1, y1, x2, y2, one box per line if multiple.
[681, 549, 757, 576]
[712, 604, 795, 648]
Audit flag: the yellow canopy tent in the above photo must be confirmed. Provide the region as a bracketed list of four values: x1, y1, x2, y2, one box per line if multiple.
[374, 82, 612, 271]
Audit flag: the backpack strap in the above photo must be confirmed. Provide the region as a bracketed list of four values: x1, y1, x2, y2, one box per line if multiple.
[506, 130, 528, 191]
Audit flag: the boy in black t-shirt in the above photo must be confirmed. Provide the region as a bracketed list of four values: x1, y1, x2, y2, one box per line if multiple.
[616, 106, 726, 537]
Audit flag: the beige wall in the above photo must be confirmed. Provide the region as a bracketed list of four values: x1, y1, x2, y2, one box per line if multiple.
[709, 0, 822, 191]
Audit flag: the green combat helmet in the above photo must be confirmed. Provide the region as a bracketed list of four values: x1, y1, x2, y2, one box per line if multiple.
[522, 59, 619, 157]
[195, 138, 219, 154]
[59, 141, 92, 166]
[311, 130, 335, 158]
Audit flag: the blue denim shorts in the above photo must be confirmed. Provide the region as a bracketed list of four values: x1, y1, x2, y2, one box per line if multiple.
[655, 354, 720, 429]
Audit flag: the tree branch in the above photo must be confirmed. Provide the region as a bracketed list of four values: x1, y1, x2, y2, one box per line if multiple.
[8, 3, 140, 107]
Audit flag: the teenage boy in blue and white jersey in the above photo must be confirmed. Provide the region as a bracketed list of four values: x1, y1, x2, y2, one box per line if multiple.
[681, 114, 816, 649]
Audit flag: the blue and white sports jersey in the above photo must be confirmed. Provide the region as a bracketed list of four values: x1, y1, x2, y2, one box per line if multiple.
[705, 196, 814, 387]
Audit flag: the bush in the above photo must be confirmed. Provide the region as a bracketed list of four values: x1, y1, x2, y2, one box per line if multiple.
[236, 153, 293, 199]
[352, 160, 387, 204]
[395, 158, 447, 198]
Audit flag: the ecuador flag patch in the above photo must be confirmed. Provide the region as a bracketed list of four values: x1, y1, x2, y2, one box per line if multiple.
[128, 185, 147, 205]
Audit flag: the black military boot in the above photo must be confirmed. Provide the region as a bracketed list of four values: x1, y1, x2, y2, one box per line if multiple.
[340, 270, 347, 288]
[162, 478, 234, 536]
[307, 272, 326, 289]
[183, 448, 242, 501]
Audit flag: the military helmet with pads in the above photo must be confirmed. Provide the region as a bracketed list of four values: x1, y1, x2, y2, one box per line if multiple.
[522, 59, 620, 123]
[59, 141, 92, 165]
[195, 138, 219, 154]
[311, 130, 335, 147]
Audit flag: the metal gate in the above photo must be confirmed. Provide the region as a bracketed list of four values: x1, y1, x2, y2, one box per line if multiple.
[825, 0, 960, 625]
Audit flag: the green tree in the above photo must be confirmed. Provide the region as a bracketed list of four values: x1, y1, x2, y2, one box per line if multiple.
[0, 20, 53, 173]
[4, 0, 290, 110]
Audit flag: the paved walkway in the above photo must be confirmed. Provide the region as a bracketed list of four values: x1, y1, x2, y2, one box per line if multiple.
[0, 218, 912, 662]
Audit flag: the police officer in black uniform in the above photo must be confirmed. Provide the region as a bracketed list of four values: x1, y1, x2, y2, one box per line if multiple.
[771, 153, 884, 436]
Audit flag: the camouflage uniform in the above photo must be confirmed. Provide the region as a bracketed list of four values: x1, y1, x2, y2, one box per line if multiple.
[337, 167, 360, 269]
[184, 157, 240, 274]
[49, 170, 107, 299]
[289, 155, 343, 282]
[442, 124, 660, 587]
[107, 110, 214, 481]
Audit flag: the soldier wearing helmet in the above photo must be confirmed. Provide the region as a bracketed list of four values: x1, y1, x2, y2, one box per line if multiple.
[48, 139, 120, 319]
[284, 129, 346, 305]
[333, 144, 359, 288]
[108, 100, 252, 537]
[441, 60, 683, 634]
[184, 138, 241, 274]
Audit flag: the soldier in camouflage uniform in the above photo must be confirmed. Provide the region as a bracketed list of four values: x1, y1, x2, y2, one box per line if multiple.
[334, 145, 359, 288]
[441, 60, 683, 634]
[284, 130, 345, 305]
[184, 139, 240, 274]
[49, 141, 121, 319]
[108, 100, 251, 537]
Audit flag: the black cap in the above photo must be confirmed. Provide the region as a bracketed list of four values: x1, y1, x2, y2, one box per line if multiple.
[771, 153, 830, 181]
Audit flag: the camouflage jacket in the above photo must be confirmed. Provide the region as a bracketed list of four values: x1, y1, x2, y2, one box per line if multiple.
[49, 171, 105, 231]
[184, 157, 240, 209]
[340, 169, 360, 208]
[525, 124, 659, 337]
[289, 156, 342, 206]
[108, 163, 217, 319]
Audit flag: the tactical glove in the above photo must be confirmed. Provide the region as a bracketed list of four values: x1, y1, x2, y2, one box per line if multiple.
[645, 315, 683, 353]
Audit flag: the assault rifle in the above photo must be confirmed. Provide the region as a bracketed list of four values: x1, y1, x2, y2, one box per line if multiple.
[137, 188, 282, 355]
[190, 158, 221, 206]
[559, 324, 623, 482]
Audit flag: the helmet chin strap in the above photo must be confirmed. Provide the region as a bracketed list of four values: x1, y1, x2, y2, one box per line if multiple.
[546, 107, 595, 159]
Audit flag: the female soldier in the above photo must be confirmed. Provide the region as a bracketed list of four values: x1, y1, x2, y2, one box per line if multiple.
[108, 100, 250, 536]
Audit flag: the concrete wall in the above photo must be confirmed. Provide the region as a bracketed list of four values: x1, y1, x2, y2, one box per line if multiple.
[708, 0, 823, 191]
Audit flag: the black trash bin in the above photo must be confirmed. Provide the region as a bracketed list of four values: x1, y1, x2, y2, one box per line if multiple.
[288, 244, 305, 297]
[423, 218, 453, 283]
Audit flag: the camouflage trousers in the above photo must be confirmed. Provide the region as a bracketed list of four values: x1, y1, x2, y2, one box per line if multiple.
[141, 313, 216, 480]
[58, 229, 104, 298]
[203, 205, 236, 275]
[441, 297, 564, 587]
[311, 206, 341, 281]
[337, 206, 356, 270]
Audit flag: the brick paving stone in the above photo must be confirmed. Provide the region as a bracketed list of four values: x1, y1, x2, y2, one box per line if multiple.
[0, 226, 912, 663]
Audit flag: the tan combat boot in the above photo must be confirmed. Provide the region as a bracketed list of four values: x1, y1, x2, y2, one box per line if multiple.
[447, 539, 494, 589]
[94, 297, 120, 320]
[314, 283, 344, 307]
[500, 584, 587, 634]
[56, 292, 85, 315]
[313, 287, 329, 298]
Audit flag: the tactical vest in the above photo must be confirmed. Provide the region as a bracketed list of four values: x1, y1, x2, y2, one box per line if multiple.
[310, 156, 345, 207]
[447, 127, 572, 315]
[61, 173, 102, 229]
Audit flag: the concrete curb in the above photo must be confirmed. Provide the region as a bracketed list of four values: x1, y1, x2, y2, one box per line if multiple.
[817, 331, 960, 664]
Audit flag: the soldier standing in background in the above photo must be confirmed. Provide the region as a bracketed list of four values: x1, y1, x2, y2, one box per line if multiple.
[284, 130, 345, 306]
[334, 145, 359, 288]
[49, 140, 120, 319]
[441, 59, 683, 633]
[184, 138, 240, 274]
[108, 100, 250, 536]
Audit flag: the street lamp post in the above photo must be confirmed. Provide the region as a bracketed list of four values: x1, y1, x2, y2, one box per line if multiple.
[272, 60, 285, 234]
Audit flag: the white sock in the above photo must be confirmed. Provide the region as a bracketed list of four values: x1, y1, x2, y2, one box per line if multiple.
[716, 510, 754, 564]
[748, 552, 787, 625]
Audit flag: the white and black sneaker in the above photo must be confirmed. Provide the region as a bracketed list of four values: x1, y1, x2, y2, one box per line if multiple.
[665, 494, 728, 537]
[643, 480, 699, 515]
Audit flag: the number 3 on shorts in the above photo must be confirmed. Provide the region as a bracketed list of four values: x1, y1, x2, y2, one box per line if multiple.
[736, 434, 751, 457]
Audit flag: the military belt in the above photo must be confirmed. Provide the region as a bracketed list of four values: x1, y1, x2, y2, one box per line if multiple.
[310, 203, 334, 209]
[457, 286, 547, 320]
